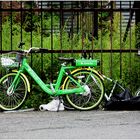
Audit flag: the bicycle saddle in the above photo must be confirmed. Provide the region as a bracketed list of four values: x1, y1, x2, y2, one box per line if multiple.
[58, 57, 75, 65]
[58, 57, 74, 62]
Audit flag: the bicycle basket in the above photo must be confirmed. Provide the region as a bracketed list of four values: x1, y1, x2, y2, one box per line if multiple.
[0, 53, 19, 68]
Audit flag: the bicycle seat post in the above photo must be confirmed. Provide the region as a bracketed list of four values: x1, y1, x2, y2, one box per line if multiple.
[82, 50, 87, 59]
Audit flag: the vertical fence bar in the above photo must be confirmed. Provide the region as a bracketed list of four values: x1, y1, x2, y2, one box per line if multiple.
[135, 1, 140, 41]
[110, 2, 113, 78]
[20, 1, 23, 43]
[0, 2, 2, 53]
[60, 2, 63, 55]
[71, 2, 74, 56]
[129, 1, 132, 90]
[91, 3, 94, 59]
[91, 10, 93, 59]
[30, 2, 33, 91]
[93, 1, 98, 40]
[76, 2, 79, 34]
[10, 1, 12, 51]
[31, 2, 33, 48]
[100, 1, 103, 73]
[50, 2, 53, 82]
[81, 4, 84, 53]
[40, 1, 44, 79]
[0, 1, 2, 76]
[120, 1, 122, 79]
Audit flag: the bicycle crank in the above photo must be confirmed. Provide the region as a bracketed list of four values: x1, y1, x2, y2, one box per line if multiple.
[80, 85, 91, 96]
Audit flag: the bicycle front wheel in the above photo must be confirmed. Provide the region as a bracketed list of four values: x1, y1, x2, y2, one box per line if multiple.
[63, 68, 104, 110]
[0, 73, 28, 111]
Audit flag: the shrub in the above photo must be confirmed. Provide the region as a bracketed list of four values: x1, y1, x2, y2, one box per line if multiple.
[1, 12, 139, 109]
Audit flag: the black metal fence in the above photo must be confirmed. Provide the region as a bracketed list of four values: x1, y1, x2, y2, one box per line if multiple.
[0, 1, 139, 91]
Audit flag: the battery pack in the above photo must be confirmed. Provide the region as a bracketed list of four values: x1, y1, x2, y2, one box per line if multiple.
[75, 59, 100, 67]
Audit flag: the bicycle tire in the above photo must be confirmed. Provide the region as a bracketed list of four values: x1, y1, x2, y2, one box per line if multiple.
[135, 88, 140, 96]
[0, 73, 28, 111]
[62, 68, 104, 110]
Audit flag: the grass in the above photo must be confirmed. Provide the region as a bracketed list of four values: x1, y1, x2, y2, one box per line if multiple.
[1, 13, 140, 109]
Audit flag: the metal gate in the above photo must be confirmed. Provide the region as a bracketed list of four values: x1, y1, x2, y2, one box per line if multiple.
[0, 1, 139, 91]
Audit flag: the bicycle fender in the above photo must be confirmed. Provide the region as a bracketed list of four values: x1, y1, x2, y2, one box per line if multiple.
[12, 70, 30, 92]
[71, 68, 104, 81]
[87, 68, 104, 81]
[62, 67, 104, 89]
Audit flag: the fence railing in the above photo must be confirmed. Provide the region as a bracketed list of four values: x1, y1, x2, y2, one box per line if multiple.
[0, 1, 139, 90]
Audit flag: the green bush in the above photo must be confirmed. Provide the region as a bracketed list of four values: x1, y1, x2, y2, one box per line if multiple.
[1, 12, 139, 109]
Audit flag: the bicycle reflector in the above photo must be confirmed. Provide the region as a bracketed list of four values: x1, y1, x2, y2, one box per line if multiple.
[75, 59, 100, 67]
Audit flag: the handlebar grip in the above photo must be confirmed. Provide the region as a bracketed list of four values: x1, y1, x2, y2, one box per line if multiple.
[39, 48, 48, 53]
[29, 48, 48, 53]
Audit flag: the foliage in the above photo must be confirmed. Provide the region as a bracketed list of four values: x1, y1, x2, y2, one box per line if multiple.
[135, 23, 140, 48]
[1, 11, 140, 109]
[93, 13, 140, 95]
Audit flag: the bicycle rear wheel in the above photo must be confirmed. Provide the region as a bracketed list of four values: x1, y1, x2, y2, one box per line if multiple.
[0, 73, 28, 111]
[63, 68, 104, 110]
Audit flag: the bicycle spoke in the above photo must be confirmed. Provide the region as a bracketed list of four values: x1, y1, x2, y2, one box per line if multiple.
[64, 69, 104, 110]
[0, 73, 28, 110]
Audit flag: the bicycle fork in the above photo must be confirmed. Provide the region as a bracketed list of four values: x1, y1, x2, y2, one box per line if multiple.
[104, 82, 126, 101]
[65, 70, 91, 96]
[7, 72, 21, 96]
[101, 74, 121, 101]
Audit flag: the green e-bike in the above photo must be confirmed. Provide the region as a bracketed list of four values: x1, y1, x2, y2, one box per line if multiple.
[0, 43, 104, 111]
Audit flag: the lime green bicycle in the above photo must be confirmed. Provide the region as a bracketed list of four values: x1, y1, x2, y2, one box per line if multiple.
[0, 42, 104, 111]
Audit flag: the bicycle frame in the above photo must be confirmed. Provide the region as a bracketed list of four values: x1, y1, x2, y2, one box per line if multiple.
[12, 57, 86, 96]
[101, 74, 125, 101]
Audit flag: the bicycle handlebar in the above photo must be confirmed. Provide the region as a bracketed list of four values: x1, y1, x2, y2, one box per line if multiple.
[17, 42, 48, 54]
[24, 47, 48, 53]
